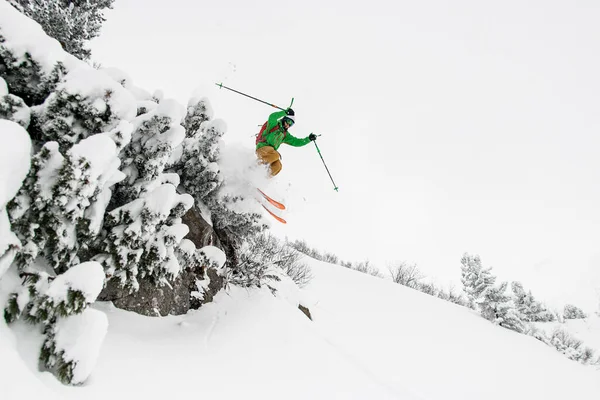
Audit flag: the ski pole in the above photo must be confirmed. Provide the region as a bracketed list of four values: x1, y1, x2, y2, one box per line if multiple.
[312, 137, 339, 192]
[215, 83, 293, 110]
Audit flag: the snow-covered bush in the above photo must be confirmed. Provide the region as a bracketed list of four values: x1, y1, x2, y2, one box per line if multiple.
[563, 304, 587, 320]
[8, 0, 114, 60]
[511, 281, 556, 322]
[547, 328, 598, 365]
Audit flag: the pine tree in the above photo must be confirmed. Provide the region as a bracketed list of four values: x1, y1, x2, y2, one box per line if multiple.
[479, 281, 524, 333]
[460, 253, 496, 308]
[8, 0, 114, 60]
[511, 281, 555, 322]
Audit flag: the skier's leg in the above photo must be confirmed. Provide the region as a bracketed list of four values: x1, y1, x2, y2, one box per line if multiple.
[270, 160, 282, 176]
[256, 146, 282, 176]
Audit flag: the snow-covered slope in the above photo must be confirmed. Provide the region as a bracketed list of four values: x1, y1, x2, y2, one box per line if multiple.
[2, 258, 599, 399]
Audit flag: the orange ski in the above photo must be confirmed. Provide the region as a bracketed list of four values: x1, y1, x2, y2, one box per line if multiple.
[261, 204, 287, 224]
[257, 188, 285, 210]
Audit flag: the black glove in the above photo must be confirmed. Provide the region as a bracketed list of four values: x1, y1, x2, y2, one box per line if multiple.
[286, 108, 295, 116]
[308, 133, 317, 141]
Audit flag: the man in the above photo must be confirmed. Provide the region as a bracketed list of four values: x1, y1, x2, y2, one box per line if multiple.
[255, 108, 316, 176]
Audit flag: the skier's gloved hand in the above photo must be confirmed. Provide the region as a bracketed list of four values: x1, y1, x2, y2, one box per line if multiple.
[286, 108, 295, 116]
[308, 133, 317, 141]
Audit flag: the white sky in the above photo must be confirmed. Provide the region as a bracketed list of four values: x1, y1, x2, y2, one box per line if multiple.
[90, 0, 600, 310]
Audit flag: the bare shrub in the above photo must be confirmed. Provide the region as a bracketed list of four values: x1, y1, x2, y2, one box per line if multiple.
[230, 233, 312, 289]
[388, 262, 424, 289]
[352, 261, 383, 278]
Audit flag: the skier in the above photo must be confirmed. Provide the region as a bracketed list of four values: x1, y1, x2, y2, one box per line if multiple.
[255, 108, 317, 176]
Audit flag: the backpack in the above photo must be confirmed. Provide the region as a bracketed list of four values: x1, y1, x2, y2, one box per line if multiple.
[256, 121, 285, 145]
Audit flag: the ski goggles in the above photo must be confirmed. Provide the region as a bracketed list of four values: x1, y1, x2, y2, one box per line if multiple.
[283, 118, 294, 126]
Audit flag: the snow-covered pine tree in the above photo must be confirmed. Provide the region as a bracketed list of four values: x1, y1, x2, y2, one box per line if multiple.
[4, 134, 119, 385]
[511, 281, 555, 322]
[97, 183, 193, 292]
[478, 281, 525, 333]
[7, 135, 125, 273]
[460, 253, 496, 309]
[563, 304, 587, 320]
[95, 98, 196, 292]
[5, 261, 107, 384]
[170, 96, 265, 266]
[109, 99, 185, 206]
[0, 29, 67, 106]
[29, 67, 137, 149]
[8, 0, 114, 60]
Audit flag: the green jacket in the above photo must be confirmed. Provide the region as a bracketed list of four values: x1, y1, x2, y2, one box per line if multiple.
[256, 110, 311, 150]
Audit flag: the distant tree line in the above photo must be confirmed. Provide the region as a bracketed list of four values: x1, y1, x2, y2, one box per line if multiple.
[288, 239, 599, 367]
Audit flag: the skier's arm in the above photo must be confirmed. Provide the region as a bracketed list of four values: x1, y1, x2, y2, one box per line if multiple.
[267, 110, 287, 129]
[283, 133, 311, 147]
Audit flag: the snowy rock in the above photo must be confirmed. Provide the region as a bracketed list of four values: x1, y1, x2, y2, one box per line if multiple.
[100, 270, 200, 317]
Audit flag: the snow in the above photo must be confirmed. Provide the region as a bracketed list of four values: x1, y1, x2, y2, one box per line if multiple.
[0, 0, 82, 74]
[3, 257, 598, 399]
[0, 212, 19, 277]
[102, 120, 133, 152]
[155, 98, 186, 124]
[0, 76, 7, 95]
[36, 142, 65, 200]
[199, 245, 226, 269]
[143, 184, 193, 217]
[45, 262, 105, 304]
[0, 120, 31, 209]
[4, 94, 32, 127]
[70, 135, 123, 190]
[164, 224, 189, 243]
[54, 308, 109, 385]
[0, 120, 31, 277]
[0, 321, 60, 400]
[100, 67, 152, 101]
